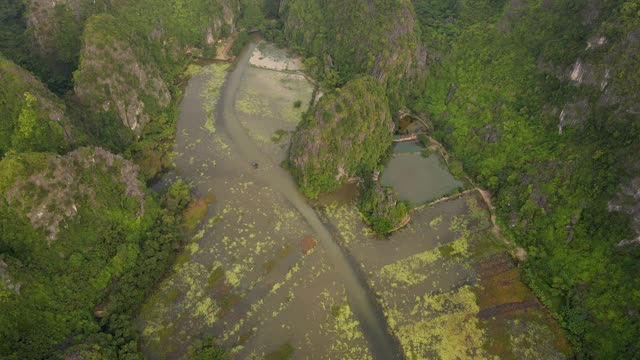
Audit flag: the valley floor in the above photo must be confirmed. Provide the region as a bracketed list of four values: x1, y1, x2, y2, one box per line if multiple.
[139, 40, 571, 359]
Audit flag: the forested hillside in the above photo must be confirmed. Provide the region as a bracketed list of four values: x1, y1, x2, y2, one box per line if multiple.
[289, 76, 394, 197]
[1, 0, 639, 358]
[0, 1, 239, 358]
[0, 148, 192, 358]
[0, 56, 80, 156]
[279, 0, 426, 109]
[276, 0, 640, 356]
[410, 0, 640, 356]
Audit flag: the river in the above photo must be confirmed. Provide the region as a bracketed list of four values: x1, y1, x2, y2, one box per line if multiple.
[140, 39, 571, 360]
[217, 41, 401, 359]
[140, 40, 400, 359]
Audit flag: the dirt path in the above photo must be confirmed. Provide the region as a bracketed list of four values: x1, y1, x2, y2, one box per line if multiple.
[214, 33, 236, 61]
[416, 132, 527, 262]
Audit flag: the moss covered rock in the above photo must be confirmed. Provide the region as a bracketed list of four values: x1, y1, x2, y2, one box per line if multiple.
[359, 180, 409, 234]
[281, 0, 425, 106]
[0, 56, 78, 155]
[74, 14, 171, 138]
[289, 76, 394, 198]
[0, 146, 149, 357]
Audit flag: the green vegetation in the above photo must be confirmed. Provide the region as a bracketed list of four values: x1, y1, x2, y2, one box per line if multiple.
[287, 74, 404, 232]
[2, 0, 640, 358]
[410, 0, 640, 357]
[0, 149, 194, 358]
[271, 129, 288, 143]
[359, 179, 409, 234]
[183, 196, 214, 232]
[0, 0, 26, 63]
[9, 91, 65, 154]
[264, 342, 294, 360]
[186, 334, 227, 360]
[280, 0, 423, 108]
[0, 0, 243, 358]
[2, 0, 240, 172]
[282, 1, 422, 229]
[231, 31, 251, 56]
[289, 76, 393, 198]
[0, 57, 78, 156]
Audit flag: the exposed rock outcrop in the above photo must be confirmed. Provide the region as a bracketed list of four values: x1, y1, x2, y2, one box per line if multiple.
[73, 14, 171, 135]
[0, 56, 76, 154]
[359, 181, 409, 234]
[71, 1, 240, 137]
[280, 0, 425, 105]
[0, 259, 20, 295]
[24, 0, 239, 55]
[2, 147, 145, 243]
[23, 0, 85, 53]
[609, 175, 640, 247]
[289, 76, 394, 197]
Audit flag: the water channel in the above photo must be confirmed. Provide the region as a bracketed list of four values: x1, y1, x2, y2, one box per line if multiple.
[217, 41, 401, 359]
[140, 40, 400, 359]
[140, 39, 571, 360]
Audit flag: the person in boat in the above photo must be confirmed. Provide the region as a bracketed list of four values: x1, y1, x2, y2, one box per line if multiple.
[251, 161, 258, 169]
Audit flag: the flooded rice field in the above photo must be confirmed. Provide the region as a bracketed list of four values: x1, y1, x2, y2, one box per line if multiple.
[319, 193, 571, 359]
[234, 65, 312, 162]
[139, 41, 395, 360]
[139, 39, 570, 359]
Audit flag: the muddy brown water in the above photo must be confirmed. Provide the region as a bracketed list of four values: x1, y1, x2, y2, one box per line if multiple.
[147, 40, 401, 359]
[144, 38, 570, 359]
[381, 149, 463, 206]
[216, 41, 401, 360]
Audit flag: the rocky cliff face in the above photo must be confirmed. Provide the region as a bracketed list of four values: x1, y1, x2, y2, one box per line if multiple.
[74, 14, 171, 136]
[21, 0, 240, 138]
[0, 1, 238, 357]
[530, 0, 640, 243]
[280, 0, 426, 105]
[2, 147, 145, 243]
[24, 0, 83, 52]
[289, 76, 394, 197]
[537, 2, 640, 135]
[24, 0, 239, 55]
[0, 56, 77, 155]
[413, 0, 640, 356]
[0, 146, 150, 357]
[283, 0, 426, 200]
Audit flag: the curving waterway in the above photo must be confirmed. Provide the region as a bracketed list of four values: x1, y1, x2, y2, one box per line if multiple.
[142, 40, 401, 359]
[142, 39, 572, 360]
[217, 41, 401, 360]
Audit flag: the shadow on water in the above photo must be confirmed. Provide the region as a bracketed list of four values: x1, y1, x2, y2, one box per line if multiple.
[215, 41, 403, 360]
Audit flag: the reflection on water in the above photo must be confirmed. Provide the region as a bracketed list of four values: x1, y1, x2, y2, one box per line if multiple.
[381, 152, 462, 206]
[316, 182, 360, 207]
[392, 141, 423, 154]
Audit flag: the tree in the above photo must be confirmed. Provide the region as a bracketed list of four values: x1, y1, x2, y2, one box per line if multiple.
[11, 92, 65, 153]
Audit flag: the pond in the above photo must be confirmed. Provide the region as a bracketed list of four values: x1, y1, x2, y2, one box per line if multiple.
[380, 150, 463, 206]
[391, 140, 423, 154]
